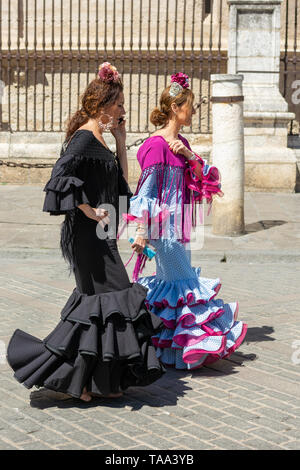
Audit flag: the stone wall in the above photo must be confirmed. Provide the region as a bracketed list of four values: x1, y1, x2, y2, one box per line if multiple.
[0, 131, 212, 186]
[1, 0, 297, 52]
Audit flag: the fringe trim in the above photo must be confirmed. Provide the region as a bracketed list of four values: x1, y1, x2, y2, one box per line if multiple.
[132, 253, 148, 282]
[60, 210, 77, 274]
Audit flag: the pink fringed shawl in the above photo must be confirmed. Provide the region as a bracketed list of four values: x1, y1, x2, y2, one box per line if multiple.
[119, 134, 223, 280]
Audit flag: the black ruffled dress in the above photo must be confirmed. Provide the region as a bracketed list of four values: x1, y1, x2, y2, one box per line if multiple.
[7, 130, 165, 398]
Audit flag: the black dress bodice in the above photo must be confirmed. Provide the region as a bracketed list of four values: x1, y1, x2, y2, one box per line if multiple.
[43, 129, 132, 269]
[43, 129, 131, 214]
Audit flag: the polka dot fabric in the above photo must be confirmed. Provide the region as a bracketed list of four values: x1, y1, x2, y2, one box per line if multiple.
[137, 239, 248, 370]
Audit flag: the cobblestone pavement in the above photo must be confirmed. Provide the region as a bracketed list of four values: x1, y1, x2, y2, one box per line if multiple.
[0, 253, 299, 450]
[0, 185, 299, 450]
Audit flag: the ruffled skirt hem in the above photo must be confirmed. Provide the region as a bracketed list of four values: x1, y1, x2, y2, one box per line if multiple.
[7, 283, 165, 397]
[138, 268, 248, 370]
[139, 267, 222, 310]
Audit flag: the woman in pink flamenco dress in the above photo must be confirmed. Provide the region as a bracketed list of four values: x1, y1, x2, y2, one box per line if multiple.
[122, 73, 248, 370]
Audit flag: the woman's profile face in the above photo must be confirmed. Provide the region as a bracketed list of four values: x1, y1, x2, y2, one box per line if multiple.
[101, 92, 126, 129]
[174, 99, 196, 127]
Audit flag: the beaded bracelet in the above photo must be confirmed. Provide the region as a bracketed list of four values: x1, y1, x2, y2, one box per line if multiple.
[135, 226, 147, 238]
[187, 152, 197, 161]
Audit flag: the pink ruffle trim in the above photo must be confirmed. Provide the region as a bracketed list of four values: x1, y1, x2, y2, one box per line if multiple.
[179, 306, 224, 328]
[146, 282, 222, 311]
[156, 306, 225, 330]
[122, 207, 171, 225]
[182, 323, 248, 366]
[185, 154, 224, 205]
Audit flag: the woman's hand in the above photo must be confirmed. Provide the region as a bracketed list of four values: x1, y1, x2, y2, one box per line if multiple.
[131, 224, 149, 255]
[212, 190, 225, 199]
[168, 139, 224, 200]
[166, 138, 192, 159]
[95, 207, 111, 227]
[131, 234, 148, 255]
[78, 204, 110, 227]
[167, 139, 203, 180]
[110, 117, 126, 142]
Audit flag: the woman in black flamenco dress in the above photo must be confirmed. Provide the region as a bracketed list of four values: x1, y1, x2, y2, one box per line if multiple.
[7, 64, 164, 402]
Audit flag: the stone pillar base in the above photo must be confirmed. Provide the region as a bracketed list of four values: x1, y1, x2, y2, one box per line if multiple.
[245, 149, 297, 192]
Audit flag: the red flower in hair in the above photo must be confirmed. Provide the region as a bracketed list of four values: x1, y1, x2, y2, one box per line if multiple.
[98, 62, 120, 82]
[171, 73, 189, 89]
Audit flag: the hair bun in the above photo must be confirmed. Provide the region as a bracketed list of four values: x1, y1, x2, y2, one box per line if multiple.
[150, 107, 168, 127]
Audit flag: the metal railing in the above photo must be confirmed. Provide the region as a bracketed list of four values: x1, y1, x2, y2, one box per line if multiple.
[0, 0, 227, 134]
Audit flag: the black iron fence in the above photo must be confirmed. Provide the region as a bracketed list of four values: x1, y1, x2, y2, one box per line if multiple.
[0, 0, 227, 134]
[1, 1, 300, 136]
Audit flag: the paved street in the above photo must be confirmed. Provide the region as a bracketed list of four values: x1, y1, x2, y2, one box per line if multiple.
[0, 185, 299, 450]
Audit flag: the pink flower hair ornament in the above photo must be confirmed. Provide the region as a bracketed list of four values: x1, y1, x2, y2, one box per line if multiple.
[169, 73, 190, 97]
[98, 62, 120, 83]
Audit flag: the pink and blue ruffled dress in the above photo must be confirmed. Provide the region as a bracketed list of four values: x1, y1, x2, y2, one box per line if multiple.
[122, 134, 248, 370]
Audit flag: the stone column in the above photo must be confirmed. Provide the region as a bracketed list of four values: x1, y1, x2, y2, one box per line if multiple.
[227, 0, 297, 192]
[211, 74, 245, 236]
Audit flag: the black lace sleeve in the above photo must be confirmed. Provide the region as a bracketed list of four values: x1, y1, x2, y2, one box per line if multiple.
[42, 133, 94, 215]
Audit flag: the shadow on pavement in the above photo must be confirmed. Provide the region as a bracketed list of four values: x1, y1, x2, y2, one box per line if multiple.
[244, 219, 286, 234]
[29, 374, 192, 411]
[190, 325, 275, 376]
[28, 326, 275, 409]
[243, 325, 275, 343]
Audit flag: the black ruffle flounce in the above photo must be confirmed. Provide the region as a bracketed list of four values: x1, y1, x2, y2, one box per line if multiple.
[7, 283, 165, 398]
[42, 174, 91, 215]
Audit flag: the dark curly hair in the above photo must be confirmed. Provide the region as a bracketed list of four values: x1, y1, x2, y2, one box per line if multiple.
[65, 76, 123, 140]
